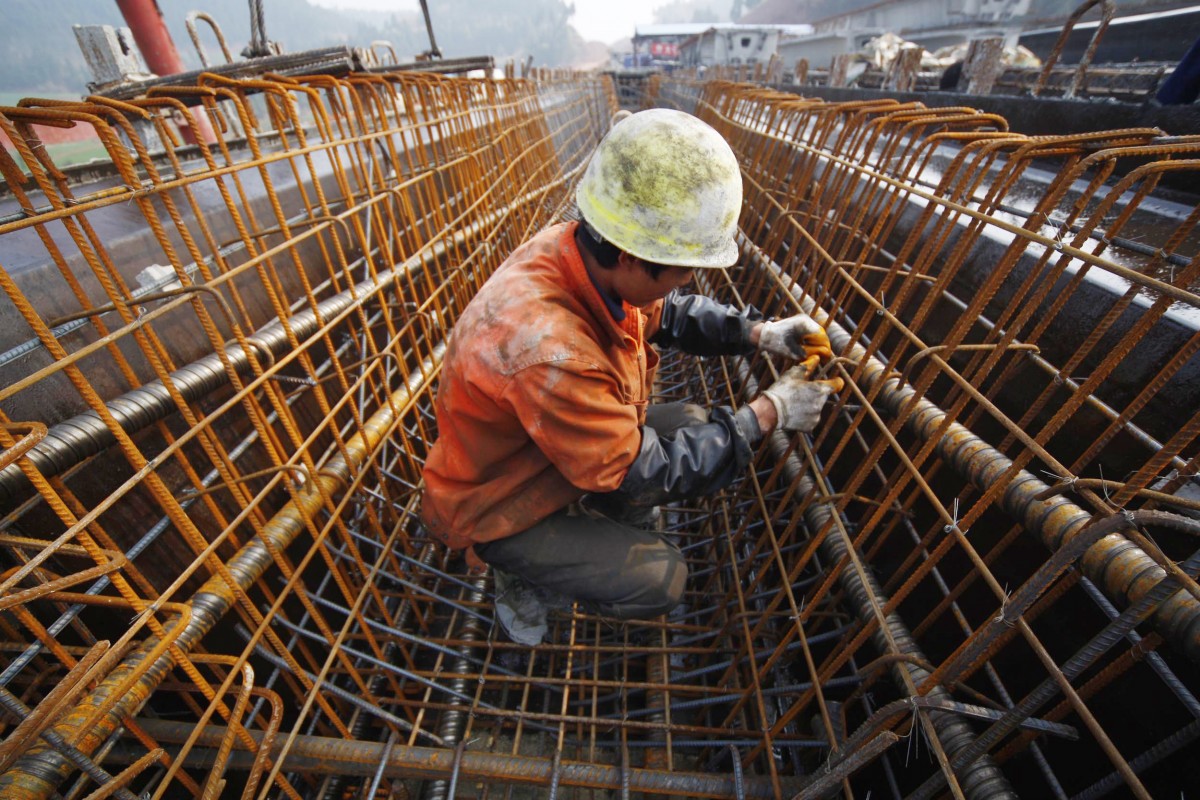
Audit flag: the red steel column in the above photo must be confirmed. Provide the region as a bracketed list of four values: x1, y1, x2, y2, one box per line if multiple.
[114, 0, 216, 143]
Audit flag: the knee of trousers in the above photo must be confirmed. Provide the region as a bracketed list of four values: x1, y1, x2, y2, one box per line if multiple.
[614, 541, 688, 619]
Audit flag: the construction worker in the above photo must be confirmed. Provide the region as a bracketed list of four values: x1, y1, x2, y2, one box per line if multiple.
[420, 109, 842, 644]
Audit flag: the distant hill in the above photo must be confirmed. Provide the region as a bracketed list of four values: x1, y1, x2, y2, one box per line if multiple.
[2, 0, 395, 92]
[2, 0, 597, 95]
[373, 0, 591, 68]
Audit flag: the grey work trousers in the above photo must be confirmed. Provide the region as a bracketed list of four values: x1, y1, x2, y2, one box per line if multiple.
[473, 402, 707, 620]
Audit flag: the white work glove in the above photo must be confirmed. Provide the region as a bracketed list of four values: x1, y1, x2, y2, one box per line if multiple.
[761, 360, 844, 432]
[756, 313, 833, 364]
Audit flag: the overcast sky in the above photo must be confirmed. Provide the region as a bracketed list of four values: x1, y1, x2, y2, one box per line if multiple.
[307, 0, 669, 44]
[573, 0, 672, 43]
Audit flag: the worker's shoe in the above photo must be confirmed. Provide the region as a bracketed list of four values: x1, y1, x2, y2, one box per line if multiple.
[491, 569, 569, 646]
[621, 504, 663, 530]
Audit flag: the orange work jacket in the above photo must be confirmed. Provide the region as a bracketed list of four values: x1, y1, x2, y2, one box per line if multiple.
[420, 222, 663, 551]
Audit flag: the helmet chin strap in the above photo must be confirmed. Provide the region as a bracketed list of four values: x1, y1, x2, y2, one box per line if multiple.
[581, 217, 607, 246]
[576, 220, 629, 309]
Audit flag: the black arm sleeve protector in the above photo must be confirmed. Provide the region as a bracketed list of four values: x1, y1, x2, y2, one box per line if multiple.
[649, 290, 764, 356]
[613, 405, 763, 507]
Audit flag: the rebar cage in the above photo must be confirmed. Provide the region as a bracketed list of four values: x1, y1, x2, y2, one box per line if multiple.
[0, 69, 1198, 800]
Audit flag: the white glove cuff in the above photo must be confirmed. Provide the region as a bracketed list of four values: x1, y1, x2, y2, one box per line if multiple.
[763, 388, 789, 430]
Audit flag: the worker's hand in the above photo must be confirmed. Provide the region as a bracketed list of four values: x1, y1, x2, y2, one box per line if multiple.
[756, 313, 833, 364]
[761, 359, 844, 432]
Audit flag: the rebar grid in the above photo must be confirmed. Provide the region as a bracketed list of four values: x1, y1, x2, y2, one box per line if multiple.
[672, 79, 1200, 798]
[0, 70, 1196, 800]
[0, 70, 613, 799]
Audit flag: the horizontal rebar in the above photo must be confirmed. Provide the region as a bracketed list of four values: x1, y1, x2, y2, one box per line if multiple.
[742, 239, 1200, 664]
[124, 718, 802, 799]
[1, 70, 1197, 800]
[0, 348, 442, 799]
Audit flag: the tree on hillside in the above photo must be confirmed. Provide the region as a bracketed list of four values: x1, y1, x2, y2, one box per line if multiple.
[2, 0, 390, 93]
[2, 0, 582, 93]
[653, 0, 733, 25]
[730, 0, 764, 21]
[378, 0, 580, 66]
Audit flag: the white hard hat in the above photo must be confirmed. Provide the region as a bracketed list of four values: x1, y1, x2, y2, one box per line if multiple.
[576, 109, 742, 268]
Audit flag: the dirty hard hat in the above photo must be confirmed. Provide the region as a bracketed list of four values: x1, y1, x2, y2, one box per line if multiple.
[576, 109, 742, 268]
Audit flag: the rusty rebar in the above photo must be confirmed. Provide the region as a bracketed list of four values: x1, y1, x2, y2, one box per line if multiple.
[0, 349, 443, 798]
[740, 227, 1200, 665]
[2, 69, 1198, 800]
[122, 718, 799, 798]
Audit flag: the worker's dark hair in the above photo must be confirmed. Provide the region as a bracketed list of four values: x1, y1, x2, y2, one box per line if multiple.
[577, 218, 622, 267]
[577, 218, 667, 279]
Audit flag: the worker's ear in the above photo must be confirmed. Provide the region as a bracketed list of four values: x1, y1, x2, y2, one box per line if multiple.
[615, 250, 640, 273]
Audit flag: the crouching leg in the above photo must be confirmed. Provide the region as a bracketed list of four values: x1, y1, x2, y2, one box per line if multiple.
[474, 508, 687, 621]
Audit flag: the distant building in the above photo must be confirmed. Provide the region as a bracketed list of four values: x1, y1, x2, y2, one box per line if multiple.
[746, 0, 1200, 68]
[678, 23, 814, 68]
[631, 24, 714, 67]
[776, 31, 886, 72]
